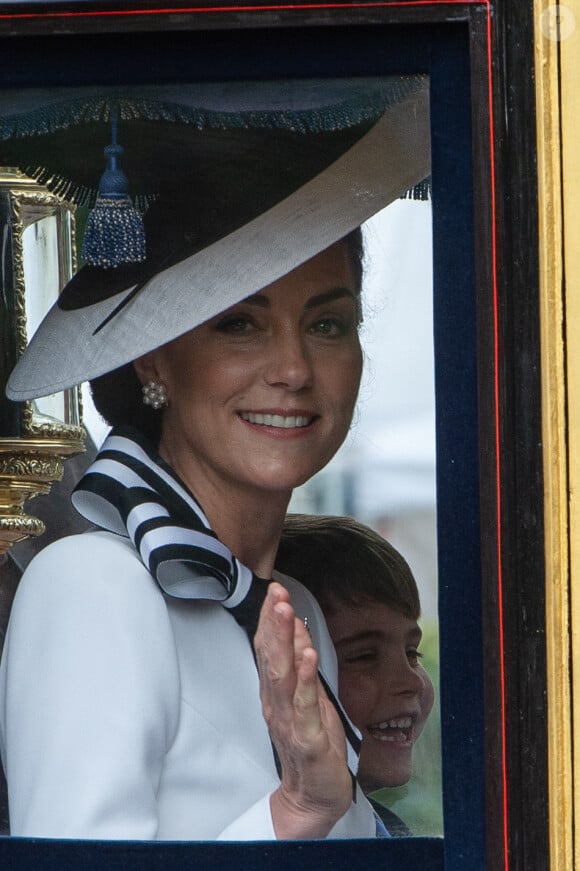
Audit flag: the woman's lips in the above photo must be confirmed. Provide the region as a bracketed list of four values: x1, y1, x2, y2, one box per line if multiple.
[239, 411, 315, 429]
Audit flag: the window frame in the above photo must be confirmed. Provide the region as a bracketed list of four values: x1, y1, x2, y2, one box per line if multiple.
[0, 2, 546, 869]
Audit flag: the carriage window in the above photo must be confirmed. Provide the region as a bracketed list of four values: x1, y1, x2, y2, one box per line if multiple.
[1, 74, 442, 840]
[0, 8, 496, 868]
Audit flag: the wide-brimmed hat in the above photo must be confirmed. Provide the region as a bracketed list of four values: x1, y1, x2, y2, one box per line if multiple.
[5, 76, 430, 401]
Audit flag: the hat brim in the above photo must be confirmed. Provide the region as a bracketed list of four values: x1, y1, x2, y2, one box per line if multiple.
[7, 80, 430, 401]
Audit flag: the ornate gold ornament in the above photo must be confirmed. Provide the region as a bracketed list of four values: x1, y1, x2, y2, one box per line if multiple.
[0, 169, 85, 554]
[0, 437, 86, 554]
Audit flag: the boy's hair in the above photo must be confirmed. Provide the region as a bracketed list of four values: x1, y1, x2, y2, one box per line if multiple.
[275, 514, 420, 619]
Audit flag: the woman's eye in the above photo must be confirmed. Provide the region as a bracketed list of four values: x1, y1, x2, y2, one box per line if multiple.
[310, 317, 348, 337]
[215, 314, 255, 333]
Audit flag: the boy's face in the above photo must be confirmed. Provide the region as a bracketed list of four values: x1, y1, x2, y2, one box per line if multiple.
[325, 600, 434, 793]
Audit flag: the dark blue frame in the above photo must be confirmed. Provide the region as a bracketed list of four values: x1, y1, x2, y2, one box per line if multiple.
[0, 8, 485, 869]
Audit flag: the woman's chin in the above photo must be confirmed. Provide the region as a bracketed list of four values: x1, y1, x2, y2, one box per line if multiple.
[242, 459, 322, 493]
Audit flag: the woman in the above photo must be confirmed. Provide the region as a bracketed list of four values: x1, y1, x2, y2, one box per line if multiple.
[0, 78, 430, 840]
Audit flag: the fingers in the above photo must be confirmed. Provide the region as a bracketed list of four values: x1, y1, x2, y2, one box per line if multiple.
[255, 584, 353, 838]
[255, 584, 321, 732]
[254, 584, 299, 726]
[254, 582, 339, 752]
[255, 582, 291, 649]
[292, 620, 321, 721]
[255, 583, 294, 682]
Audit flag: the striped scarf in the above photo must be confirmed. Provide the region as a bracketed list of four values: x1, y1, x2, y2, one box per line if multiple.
[72, 426, 361, 785]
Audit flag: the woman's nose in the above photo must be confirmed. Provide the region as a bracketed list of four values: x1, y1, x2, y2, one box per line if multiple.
[264, 329, 313, 391]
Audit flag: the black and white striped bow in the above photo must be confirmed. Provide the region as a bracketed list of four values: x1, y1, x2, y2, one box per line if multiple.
[72, 426, 255, 610]
[72, 426, 361, 785]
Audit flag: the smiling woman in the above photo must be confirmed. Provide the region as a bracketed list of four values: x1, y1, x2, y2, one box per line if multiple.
[0, 77, 430, 841]
[93, 235, 362, 482]
[131, 241, 363, 574]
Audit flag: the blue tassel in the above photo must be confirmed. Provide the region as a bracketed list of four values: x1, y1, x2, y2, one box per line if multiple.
[83, 193, 146, 268]
[82, 112, 146, 268]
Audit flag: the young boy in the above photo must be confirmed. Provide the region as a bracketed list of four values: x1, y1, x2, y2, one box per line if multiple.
[275, 514, 434, 836]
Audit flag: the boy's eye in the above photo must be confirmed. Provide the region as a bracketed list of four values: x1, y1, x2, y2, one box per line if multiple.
[407, 648, 423, 666]
[344, 648, 378, 665]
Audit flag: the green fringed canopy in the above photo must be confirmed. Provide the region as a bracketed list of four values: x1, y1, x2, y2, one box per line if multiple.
[0, 79, 430, 207]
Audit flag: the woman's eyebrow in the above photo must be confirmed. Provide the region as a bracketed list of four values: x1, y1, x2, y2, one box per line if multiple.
[305, 287, 356, 309]
[243, 294, 269, 308]
[243, 287, 355, 309]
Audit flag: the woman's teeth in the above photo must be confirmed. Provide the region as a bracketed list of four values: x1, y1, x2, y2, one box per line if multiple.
[240, 412, 312, 428]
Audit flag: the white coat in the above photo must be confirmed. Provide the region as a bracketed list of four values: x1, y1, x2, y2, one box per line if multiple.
[0, 530, 375, 840]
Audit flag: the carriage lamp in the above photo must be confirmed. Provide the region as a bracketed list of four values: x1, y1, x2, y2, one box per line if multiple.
[0, 168, 85, 554]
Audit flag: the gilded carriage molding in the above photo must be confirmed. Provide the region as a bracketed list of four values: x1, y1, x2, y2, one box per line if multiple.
[7, 172, 79, 359]
[0, 515, 45, 547]
[0, 452, 63, 479]
[0, 169, 85, 553]
[0, 436, 85, 554]
[534, 0, 580, 867]
[1, 168, 82, 440]
[23, 419, 85, 441]
[556, 2, 580, 867]
[0, 435, 87, 554]
[0, 441, 58, 553]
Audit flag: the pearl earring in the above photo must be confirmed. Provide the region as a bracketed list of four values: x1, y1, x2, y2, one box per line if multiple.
[141, 381, 168, 410]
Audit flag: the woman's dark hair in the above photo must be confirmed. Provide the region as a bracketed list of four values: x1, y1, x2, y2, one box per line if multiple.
[90, 228, 364, 445]
[90, 362, 163, 445]
[344, 226, 365, 318]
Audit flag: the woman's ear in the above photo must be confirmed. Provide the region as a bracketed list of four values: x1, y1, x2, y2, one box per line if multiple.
[133, 351, 161, 387]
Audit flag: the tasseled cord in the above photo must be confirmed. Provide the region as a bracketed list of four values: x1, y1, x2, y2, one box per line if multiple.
[82, 109, 146, 268]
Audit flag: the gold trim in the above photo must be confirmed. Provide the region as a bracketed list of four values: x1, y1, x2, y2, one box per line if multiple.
[0, 516, 45, 554]
[9, 187, 28, 365]
[535, 2, 580, 867]
[0, 437, 85, 457]
[559, 3, 580, 866]
[0, 454, 63, 480]
[0, 437, 85, 554]
[8, 183, 72, 360]
[0, 167, 45, 189]
[1, 172, 81, 442]
[24, 420, 86, 442]
[0, 172, 84, 551]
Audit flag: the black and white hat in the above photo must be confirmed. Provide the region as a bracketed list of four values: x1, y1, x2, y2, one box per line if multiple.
[4, 76, 430, 401]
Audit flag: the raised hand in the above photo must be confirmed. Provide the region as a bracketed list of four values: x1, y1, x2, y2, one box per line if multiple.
[254, 582, 353, 839]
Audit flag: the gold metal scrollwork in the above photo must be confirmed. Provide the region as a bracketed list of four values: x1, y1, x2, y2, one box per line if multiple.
[0, 437, 85, 554]
[0, 169, 85, 554]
